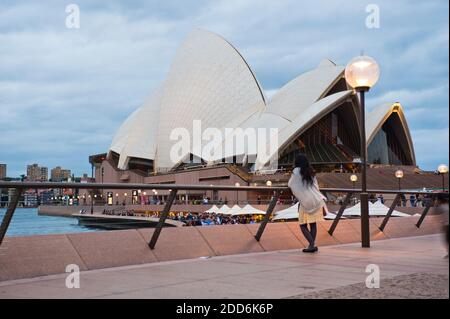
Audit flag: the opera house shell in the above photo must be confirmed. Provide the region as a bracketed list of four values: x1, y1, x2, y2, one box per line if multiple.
[109, 29, 416, 174]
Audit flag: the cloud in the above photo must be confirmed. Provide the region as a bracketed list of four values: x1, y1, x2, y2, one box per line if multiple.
[412, 128, 449, 170]
[0, 0, 448, 176]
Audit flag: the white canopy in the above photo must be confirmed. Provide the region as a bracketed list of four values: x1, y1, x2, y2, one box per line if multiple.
[341, 201, 410, 217]
[234, 204, 266, 216]
[273, 210, 337, 221]
[204, 205, 220, 213]
[274, 203, 299, 216]
[215, 204, 232, 215]
[272, 203, 337, 221]
[370, 201, 410, 217]
[228, 205, 244, 216]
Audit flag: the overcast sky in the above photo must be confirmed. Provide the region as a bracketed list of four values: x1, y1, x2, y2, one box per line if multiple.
[0, 0, 448, 177]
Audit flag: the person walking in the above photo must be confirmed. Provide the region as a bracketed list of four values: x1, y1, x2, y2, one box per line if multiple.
[410, 194, 416, 207]
[435, 194, 449, 258]
[288, 153, 326, 253]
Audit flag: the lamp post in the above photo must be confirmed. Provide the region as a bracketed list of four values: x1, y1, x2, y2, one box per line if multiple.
[395, 169, 404, 190]
[345, 54, 380, 248]
[101, 167, 104, 204]
[438, 164, 448, 191]
[235, 182, 240, 205]
[266, 181, 273, 205]
[350, 174, 358, 189]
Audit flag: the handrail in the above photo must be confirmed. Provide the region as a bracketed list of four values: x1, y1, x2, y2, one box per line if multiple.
[0, 181, 445, 195]
[0, 181, 447, 250]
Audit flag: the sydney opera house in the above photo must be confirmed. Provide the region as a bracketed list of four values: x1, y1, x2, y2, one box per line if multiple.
[88, 29, 432, 205]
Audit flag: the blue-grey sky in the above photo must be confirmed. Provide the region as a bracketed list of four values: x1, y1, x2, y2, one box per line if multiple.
[0, 0, 448, 177]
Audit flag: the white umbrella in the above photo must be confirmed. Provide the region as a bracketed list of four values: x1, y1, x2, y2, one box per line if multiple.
[272, 210, 297, 221]
[235, 204, 266, 216]
[342, 201, 410, 217]
[228, 205, 244, 216]
[274, 203, 299, 216]
[204, 205, 220, 214]
[216, 204, 232, 215]
[370, 201, 410, 217]
[272, 204, 339, 221]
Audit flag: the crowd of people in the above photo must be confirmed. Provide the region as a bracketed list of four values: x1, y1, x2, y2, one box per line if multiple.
[101, 208, 136, 216]
[144, 211, 260, 226]
[173, 212, 260, 226]
[334, 193, 434, 207]
[93, 208, 261, 226]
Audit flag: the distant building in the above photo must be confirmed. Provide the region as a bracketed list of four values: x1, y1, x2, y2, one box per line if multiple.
[0, 164, 6, 180]
[50, 166, 71, 182]
[27, 164, 48, 181]
[24, 190, 38, 207]
[39, 190, 54, 205]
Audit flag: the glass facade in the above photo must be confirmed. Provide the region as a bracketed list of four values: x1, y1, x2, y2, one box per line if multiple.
[278, 103, 360, 167]
[368, 112, 413, 165]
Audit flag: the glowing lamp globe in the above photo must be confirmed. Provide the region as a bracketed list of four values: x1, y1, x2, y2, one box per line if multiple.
[266, 181, 272, 187]
[350, 174, 358, 182]
[395, 170, 404, 179]
[345, 55, 380, 90]
[438, 164, 448, 174]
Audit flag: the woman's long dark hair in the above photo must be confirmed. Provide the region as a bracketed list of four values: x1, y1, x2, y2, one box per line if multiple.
[294, 153, 315, 186]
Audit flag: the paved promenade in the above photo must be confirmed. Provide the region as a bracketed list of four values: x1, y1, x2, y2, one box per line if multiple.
[0, 234, 447, 299]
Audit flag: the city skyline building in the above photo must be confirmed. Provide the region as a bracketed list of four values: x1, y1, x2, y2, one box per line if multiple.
[0, 164, 6, 180]
[26, 164, 48, 182]
[50, 166, 72, 182]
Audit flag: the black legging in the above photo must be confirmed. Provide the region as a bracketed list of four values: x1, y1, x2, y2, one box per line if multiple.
[300, 223, 317, 248]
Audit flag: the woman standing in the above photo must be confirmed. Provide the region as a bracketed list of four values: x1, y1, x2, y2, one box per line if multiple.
[288, 154, 326, 253]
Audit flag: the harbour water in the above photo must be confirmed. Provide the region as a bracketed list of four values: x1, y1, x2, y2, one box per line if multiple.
[0, 208, 101, 237]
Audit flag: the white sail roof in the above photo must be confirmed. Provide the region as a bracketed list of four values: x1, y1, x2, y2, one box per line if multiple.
[366, 102, 416, 165]
[266, 61, 345, 121]
[108, 29, 415, 173]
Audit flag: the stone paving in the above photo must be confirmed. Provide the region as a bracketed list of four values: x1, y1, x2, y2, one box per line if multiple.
[288, 272, 449, 299]
[0, 234, 447, 299]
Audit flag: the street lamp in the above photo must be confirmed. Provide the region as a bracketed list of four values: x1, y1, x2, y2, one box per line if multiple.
[438, 164, 448, 191]
[345, 54, 380, 248]
[395, 169, 404, 190]
[266, 181, 273, 205]
[235, 182, 240, 205]
[89, 193, 93, 214]
[350, 174, 358, 189]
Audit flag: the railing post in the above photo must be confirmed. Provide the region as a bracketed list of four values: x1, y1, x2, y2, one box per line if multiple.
[0, 188, 22, 246]
[148, 189, 178, 249]
[416, 194, 435, 228]
[255, 191, 279, 241]
[328, 192, 353, 235]
[379, 193, 401, 231]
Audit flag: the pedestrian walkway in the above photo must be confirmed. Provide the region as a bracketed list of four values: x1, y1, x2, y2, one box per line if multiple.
[0, 234, 447, 299]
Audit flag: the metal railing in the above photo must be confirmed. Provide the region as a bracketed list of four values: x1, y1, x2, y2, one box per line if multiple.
[0, 181, 447, 250]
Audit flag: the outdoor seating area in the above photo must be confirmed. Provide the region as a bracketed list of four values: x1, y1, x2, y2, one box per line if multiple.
[101, 208, 136, 217]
